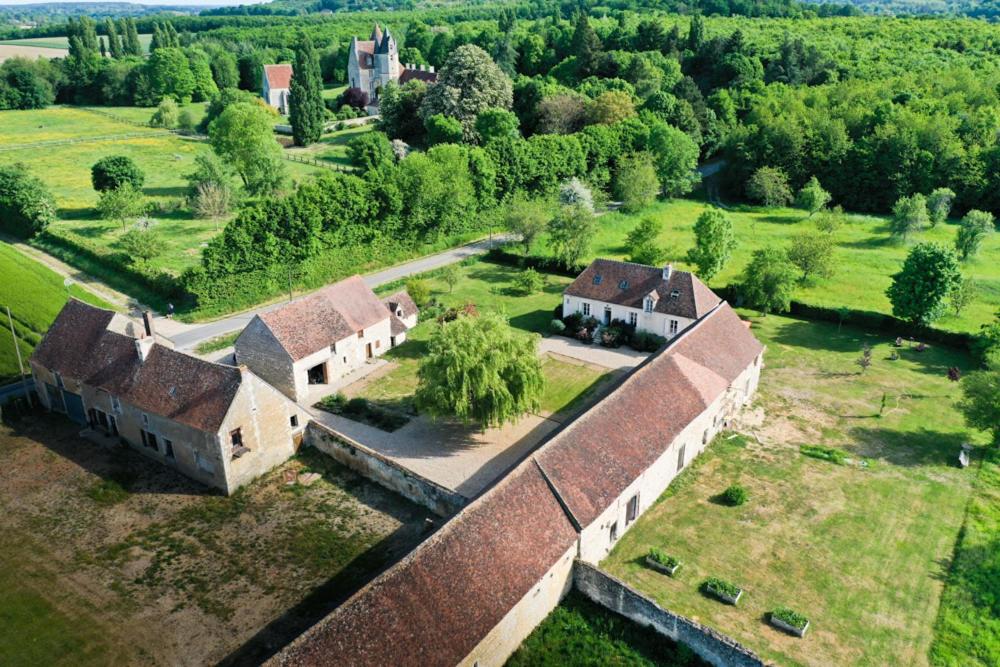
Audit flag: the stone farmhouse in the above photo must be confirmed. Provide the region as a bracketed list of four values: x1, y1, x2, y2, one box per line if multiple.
[563, 258, 720, 341]
[269, 300, 764, 667]
[30, 300, 307, 495]
[262, 63, 293, 114]
[234, 276, 417, 403]
[347, 23, 437, 104]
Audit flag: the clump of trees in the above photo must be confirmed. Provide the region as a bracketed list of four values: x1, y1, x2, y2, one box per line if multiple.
[0, 163, 55, 237]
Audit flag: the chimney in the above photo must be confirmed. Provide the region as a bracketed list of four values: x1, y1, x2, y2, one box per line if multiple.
[142, 310, 155, 338]
[428, 65, 435, 73]
[662, 263, 673, 281]
[135, 335, 154, 362]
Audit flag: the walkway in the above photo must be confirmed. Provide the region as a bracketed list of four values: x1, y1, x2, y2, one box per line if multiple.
[165, 234, 513, 350]
[538, 336, 648, 370]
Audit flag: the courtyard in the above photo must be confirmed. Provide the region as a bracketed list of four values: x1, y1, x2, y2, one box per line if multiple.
[599, 313, 985, 667]
[0, 416, 432, 667]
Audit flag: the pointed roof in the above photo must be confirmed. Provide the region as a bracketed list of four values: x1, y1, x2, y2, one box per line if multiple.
[376, 27, 394, 54]
[263, 64, 293, 90]
[565, 258, 720, 320]
[370, 22, 382, 43]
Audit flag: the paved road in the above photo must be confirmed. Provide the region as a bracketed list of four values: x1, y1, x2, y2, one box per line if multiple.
[166, 234, 513, 350]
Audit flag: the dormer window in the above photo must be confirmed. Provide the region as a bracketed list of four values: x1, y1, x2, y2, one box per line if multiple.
[644, 297, 654, 313]
[619, 280, 629, 289]
[593, 274, 602, 285]
[670, 289, 680, 299]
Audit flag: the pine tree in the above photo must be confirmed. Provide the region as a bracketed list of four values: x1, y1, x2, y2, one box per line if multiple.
[165, 21, 180, 48]
[100, 37, 107, 58]
[150, 24, 163, 52]
[289, 33, 324, 147]
[688, 14, 705, 52]
[572, 13, 601, 78]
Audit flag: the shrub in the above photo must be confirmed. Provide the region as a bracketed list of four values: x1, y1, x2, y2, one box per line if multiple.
[550, 319, 566, 334]
[406, 278, 431, 307]
[91, 155, 145, 193]
[800, 444, 847, 465]
[629, 330, 666, 352]
[772, 606, 809, 630]
[178, 109, 196, 132]
[149, 97, 179, 129]
[85, 476, 132, 505]
[647, 547, 679, 569]
[721, 484, 748, 506]
[563, 312, 583, 332]
[0, 163, 55, 237]
[511, 267, 544, 295]
[703, 577, 741, 598]
[345, 397, 368, 415]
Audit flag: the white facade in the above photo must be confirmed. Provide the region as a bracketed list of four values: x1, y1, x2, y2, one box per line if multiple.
[290, 318, 393, 402]
[563, 294, 695, 341]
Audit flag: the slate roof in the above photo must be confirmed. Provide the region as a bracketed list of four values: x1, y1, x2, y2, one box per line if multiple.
[255, 276, 392, 362]
[398, 67, 438, 84]
[535, 302, 763, 527]
[565, 258, 720, 320]
[32, 300, 243, 433]
[263, 64, 293, 90]
[271, 463, 579, 667]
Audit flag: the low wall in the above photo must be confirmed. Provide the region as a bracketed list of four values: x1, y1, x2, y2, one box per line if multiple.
[574, 561, 766, 667]
[305, 421, 467, 518]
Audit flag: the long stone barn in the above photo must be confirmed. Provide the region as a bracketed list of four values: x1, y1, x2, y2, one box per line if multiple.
[268, 300, 764, 667]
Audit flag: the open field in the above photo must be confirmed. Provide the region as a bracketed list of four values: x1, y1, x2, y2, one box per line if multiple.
[0, 43, 67, 61]
[286, 122, 372, 168]
[1, 106, 324, 278]
[529, 199, 1000, 335]
[601, 313, 986, 666]
[0, 416, 431, 667]
[507, 590, 708, 666]
[0, 243, 113, 384]
[0, 33, 152, 52]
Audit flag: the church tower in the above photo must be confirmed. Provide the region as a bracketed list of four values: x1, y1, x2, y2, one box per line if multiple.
[375, 27, 400, 91]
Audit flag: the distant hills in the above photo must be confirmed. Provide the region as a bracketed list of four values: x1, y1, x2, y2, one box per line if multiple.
[0, 2, 217, 28]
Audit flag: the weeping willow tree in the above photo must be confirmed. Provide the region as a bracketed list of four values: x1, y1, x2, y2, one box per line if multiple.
[415, 311, 544, 429]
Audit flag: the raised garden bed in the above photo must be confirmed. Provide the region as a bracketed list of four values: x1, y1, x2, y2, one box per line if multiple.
[644, 548, 680, 576]
[770, 607, 810, 637]
[703, 577, 742, 605]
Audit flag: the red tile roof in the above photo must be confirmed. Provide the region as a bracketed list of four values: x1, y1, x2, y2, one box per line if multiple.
[255, 276, 393, 362]
[271, 463, 578, 667]
[382, 290, 417, 320]
[32, 300, 243, 433]
[565, 258, 720, 320]
[264, 64, 293, 90]
[535, 302, 763, 527]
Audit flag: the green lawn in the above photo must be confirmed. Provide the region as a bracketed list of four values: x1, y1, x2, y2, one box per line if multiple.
[94, 102, 210, 128]
[287, 122, 372, 168]
[528, 199, 1000, 335]
[357, 259, 597, 414]
[0, 33, 153, 52]
[508, 590, 708, 666]
[601, 313, 986, 667]
[1, 106, 325, 279]
[0, 242, 113, 384]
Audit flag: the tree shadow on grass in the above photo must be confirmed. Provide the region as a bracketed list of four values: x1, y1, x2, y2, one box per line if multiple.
[756, 213, 803, 225]
[846, 425, 969, 468]
[384, 339, 427, 361]
[769, 317, 884, 354]
[64, 222, 114, 239]
[510, 308, 558, 335]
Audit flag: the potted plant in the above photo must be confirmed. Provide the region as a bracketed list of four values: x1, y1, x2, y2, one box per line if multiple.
[770, 606, 810, 637]
[645, 547, 681, 576]
[703, 577, 743, 605]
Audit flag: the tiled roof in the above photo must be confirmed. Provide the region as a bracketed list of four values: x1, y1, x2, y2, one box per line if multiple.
[399, 68, 438, 84]
[256, 276, 392, 362]
[536, 302, 763, 527]
[32, 300, 242, 433]
[263, 64, 293, 90]
[352, 38, 376, 68]
[271, 463, 578, 667]
[565, 258, 720, 320]
[382, 290, 417, 320]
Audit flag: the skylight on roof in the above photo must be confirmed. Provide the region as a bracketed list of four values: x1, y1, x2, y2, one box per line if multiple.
[593, 275, 602, 285]
[670, 289, 680, 298]
[619, 280, 629, 289]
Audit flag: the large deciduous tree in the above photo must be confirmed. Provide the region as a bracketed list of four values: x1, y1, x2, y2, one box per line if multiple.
[788, 231, 835, 283]
[548, 203, 596, 269]
[614, 152, 660, 213]
[0, 163, 55, 238]
[886, 242, 961, 325]
[890, 193, 929, 242]
[419, 44, 513, 141]
[505, 195, 550, 255]
[955, 209, 994, 261]
[646, 121, 699, 197]
[957, 370, 1000, 444]
[746, 166, 792, 207]
[740, 247, 798, 315]
[415, 311, 544, 429]
[687, 208, 735, 281]
[289, 34, 325, 147]
[626, 216, 667, 266]
[209, 101, 287, 196]
[145, 47, 195, 104]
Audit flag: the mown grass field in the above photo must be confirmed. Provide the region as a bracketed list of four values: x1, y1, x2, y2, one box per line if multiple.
[360, 260, 611, 417]
[529, 199, 1000, 335]
[601, 313, 987, 666]
[0, 33, 153, 52]
[287, 122, 372, 168]
[1, 106, 325, 278]
[0, 243, 112, 384]
[507, 590, 708, 666]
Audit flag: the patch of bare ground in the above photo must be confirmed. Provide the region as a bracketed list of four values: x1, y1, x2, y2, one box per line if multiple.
[0, 415, 433, 666]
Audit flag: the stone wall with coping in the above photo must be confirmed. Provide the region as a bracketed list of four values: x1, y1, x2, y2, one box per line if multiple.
[306, 421, 467, 517]
[574, 561, 766, 667]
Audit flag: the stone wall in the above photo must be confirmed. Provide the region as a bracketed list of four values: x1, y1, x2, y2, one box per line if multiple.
[574, 561, 765, 667]
[306, 421, 467, 517]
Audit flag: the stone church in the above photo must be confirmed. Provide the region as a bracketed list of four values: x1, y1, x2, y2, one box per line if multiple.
[347, 23, 437, 105]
